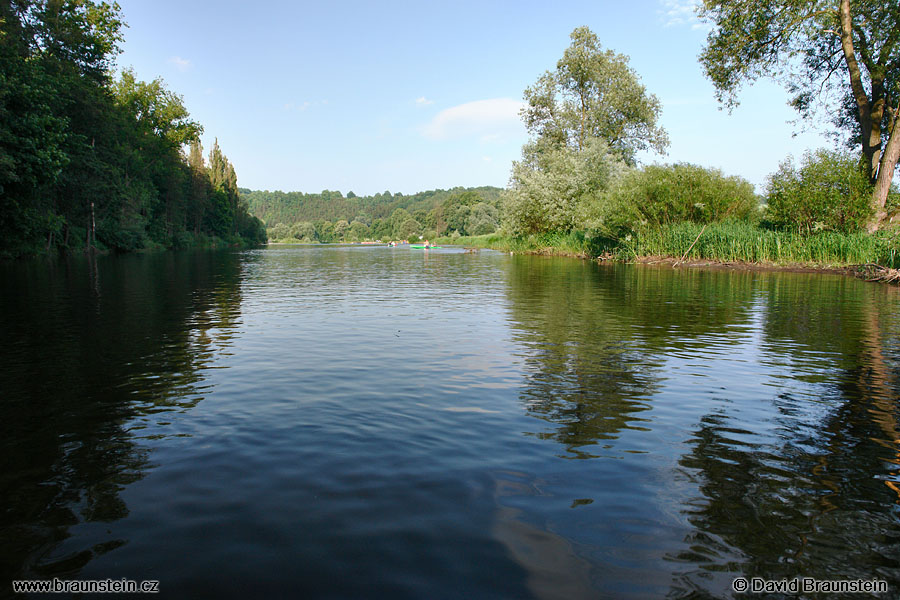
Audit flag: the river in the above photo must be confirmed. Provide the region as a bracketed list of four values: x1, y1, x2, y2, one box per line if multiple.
[1, 245, 898, 598]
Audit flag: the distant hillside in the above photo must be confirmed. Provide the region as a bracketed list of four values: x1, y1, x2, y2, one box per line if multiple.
[241, 186, 503, 227]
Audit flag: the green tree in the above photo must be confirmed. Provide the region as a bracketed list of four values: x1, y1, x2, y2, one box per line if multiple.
[440, 191, 482, 235]
[270, 222, 289, 240]
[0, 0, 266, 255]
[602, 163, 759, 236]
[187, 139, 208, 234]
[521, 26, 668, 164]
[466, 203, 500, 235]
[765, 149, 882, 233]
[291, 221, 315, 241]
[505, 138, 626, 234]
[389, 208, 412, 238]
[506, 27, 666, 236]
[348, 220, 370, 241]
[698, 0, 900, 230]
[314, 220, 334, 242]
[333, 219, 350, 240]
[371, 218, 391, 240]
[0, 45, 69, 253]
[113, 69, 201, 146]
[396, 218, 422, 240]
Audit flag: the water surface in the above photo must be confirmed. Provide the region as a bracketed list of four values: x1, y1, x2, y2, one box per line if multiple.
[1, 246, 899, 598]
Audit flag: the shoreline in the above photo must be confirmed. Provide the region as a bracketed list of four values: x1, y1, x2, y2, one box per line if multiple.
[443, 242, 900, 284]
[626, 256, 900, 283]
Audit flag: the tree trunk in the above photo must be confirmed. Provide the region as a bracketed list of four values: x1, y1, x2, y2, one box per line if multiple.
[838, 0, 878, 180]
[868, 112, 900, 232]
[866, 79, 886, 183]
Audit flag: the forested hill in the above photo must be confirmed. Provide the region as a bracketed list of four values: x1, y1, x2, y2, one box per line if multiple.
[242, 186, 503, 227]
[244, 186, 505, 242]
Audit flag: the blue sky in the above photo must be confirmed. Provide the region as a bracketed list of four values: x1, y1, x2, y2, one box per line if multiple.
[114, 0, 833, 195]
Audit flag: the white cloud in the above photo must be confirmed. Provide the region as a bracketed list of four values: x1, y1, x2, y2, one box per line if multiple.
[421, 98, 525, 142]
[168, 56, 192, 72]
[284, 101, 312, 111]
[283, 100, 328, 112]
[658, 0, 705, 29]
[415, 96, 434, 106]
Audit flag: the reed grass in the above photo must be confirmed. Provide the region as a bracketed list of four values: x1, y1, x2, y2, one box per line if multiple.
[439, 222, 900, 269]
[627, 220, 899, 268]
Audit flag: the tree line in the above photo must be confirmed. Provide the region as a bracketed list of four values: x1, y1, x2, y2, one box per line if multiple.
[246, 186, 503, 242]
[0, 1, 265, 259]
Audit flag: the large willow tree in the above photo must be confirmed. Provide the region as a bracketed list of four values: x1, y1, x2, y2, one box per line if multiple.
[506, 27, 667, 235]
[699, 0, 900, 231]
[522, 26, 669, 165]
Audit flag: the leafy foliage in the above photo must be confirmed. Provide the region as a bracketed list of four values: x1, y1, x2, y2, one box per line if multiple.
[521, 26, 668, 165]
[698, 0, 900, 227]
[0, 1, 265, 258]
[504, 27, 667, 237]
[253, 186, 504, 242]
[504, 138, 626, 235]
[603, 163, 759, 235]
[764, 149, 885, 233]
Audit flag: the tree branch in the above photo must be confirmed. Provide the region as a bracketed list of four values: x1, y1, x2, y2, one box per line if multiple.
[854, 26, 876, 74]
[839, 0, 873, 148]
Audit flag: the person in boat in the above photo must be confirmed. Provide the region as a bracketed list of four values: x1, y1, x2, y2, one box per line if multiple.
[424, 240, 431, 248]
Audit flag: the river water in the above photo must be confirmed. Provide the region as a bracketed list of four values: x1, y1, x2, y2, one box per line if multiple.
[1, 245, 899, 598]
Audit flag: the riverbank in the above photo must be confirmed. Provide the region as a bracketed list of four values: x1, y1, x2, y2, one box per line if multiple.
[436, 223, 900, 283]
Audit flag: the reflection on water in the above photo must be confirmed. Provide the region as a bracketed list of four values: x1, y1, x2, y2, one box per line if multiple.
[669, 277, 900, 597]
[0, 251, 244, 582]
[502, 257, 900, 597]
[0, 247, 898, 598]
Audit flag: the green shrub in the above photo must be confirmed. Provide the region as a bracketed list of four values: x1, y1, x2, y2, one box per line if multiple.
[97, 217, 148, 251]
[604, 163, 759, 235]
[172, 231, 194, 249]
[765, 149, 872, 234]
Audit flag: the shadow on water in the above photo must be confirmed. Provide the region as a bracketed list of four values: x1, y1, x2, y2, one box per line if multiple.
[0, 250, 245, 583]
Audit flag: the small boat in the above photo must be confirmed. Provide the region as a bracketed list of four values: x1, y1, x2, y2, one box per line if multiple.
[409, 245, 441, 249]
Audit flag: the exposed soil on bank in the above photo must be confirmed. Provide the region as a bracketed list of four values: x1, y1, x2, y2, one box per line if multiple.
[610, 255, 900, 284]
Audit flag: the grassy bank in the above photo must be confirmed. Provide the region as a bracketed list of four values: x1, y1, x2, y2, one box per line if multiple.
[437, 221, 900, 270]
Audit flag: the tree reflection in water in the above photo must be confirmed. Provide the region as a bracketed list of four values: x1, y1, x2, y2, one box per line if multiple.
[669, 275, 900, 597]
[503, 257, 900, 596]
[0, 251, 246, 582]
[504, 258, 759, 459]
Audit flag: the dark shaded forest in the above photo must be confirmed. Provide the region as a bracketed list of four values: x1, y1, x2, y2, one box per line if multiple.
[0, 1, 266, 259]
